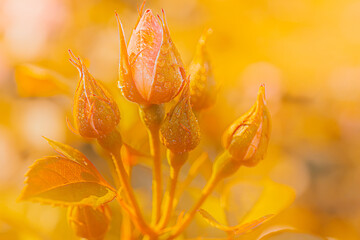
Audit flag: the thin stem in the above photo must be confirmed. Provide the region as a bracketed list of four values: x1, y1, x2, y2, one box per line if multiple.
[157, 151, 188, 230]
[121, 208, 132, 239]
[106, 155, 121, 189]
[167, 174, 221, 240]
[112, 152, 156, 237]
[157, 166, 181, 229]
[120, 162, 135, 240]
[139, 104, 165, 226]
[148, 127, 163, 225]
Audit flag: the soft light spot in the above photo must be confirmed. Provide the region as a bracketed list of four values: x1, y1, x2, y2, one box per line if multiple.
[14, 99, 66, 150]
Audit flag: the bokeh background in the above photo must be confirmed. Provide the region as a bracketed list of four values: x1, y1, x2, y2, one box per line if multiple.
[1, 0, 360, 239]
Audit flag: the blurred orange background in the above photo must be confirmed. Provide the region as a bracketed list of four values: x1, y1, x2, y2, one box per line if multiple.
[1, 0, 360, 239]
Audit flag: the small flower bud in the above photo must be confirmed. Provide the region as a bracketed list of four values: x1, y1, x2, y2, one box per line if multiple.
[189, 29, 217, 111]
[222, 85, 271, 167]
[68, 205, 111, 240]
[70, 51, 120, 139]
[160, 79, 201, 153]
[117, 9, 185, 105]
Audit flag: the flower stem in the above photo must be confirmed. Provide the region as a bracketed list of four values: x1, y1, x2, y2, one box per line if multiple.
[158, 151, 187, 230]
[139, 104, 165, 225]
[121, 208, 133, 240]
[148, 127, 163, 225]
[158, 167, 179, 229]
[112, 152, 156, 237]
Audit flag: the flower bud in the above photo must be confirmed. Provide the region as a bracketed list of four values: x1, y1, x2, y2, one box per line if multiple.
[222, 85, 271, 167]
[117, 9, 185, 105]
[70, 51, 120, 139]
[68, 205, 111, 240]
[189, 29, 217, 111]
[160, 79, 200, 153]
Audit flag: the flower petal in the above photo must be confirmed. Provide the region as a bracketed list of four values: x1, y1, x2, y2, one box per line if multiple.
[127, 9, 163, 101]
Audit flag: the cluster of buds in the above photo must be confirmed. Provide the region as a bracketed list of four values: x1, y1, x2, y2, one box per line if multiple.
[22, 4, 272, 240]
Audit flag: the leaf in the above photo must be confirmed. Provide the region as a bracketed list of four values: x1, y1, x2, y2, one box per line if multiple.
[19, 140, 116, 206]
[198, 208, 273, 235]
[238, 179, 295, 225]
[44, 137, 93, 167]
[15, 64, 71, 97]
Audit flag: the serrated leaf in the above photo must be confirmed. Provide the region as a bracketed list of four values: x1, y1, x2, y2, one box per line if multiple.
[20, 155, 116, 207]
[44, 137, 93, 167]
[15, 64, 71, 97]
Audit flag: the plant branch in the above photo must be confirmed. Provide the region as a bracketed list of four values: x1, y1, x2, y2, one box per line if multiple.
[112, 152, 156, 237]
[148, 127, 163, 225]
[157, 151, 188, 230]
[139, 104, 165, 225]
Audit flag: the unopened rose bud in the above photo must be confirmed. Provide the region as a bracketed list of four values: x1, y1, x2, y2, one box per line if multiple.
[70, 51, 120, 139]
[189, 29, 217, 111]
[68, 205, 111, 240]
[160, 79, 200, 153]
[222, 85, 271, 167]
[116, 9, 185, 105]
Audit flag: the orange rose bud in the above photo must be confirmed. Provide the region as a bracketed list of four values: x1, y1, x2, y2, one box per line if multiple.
[116, 9, 185, 105]
[189, 29, 217, 111]
[68, 205, 111, 240]
[69, 51, 120, 139]
[222, 85, 271, 167]
[160, 79, 200, 153]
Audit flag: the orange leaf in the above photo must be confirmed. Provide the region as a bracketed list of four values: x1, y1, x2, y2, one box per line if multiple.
[19, 139, 116, 206]
[44, 137, 97, 169]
